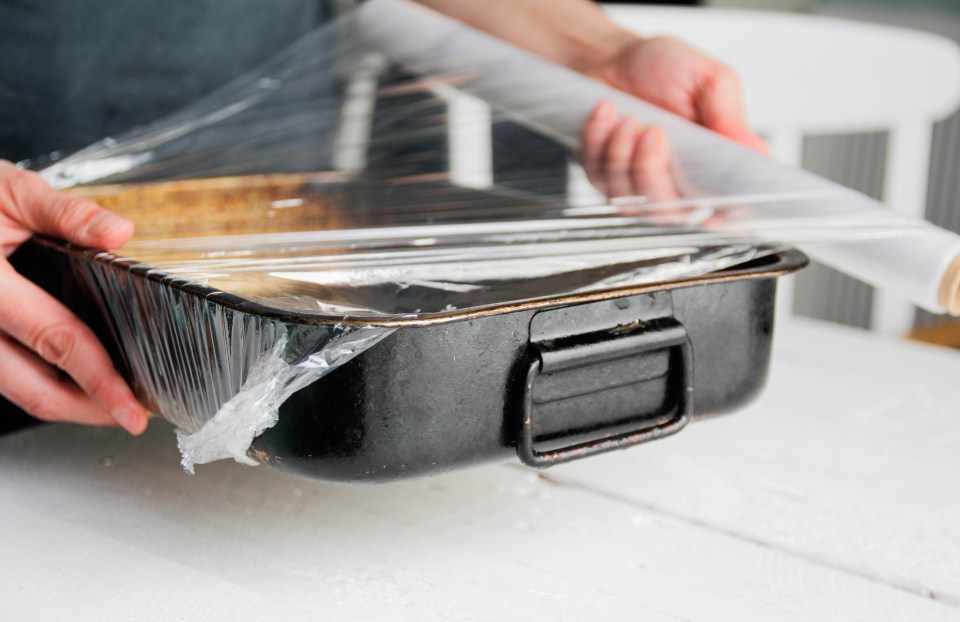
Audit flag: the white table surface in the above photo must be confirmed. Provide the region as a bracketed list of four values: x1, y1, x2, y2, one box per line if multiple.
[1, 317, 959, 621]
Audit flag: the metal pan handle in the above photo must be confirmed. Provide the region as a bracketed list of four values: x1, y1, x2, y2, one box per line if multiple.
[517, 317, 693, 468]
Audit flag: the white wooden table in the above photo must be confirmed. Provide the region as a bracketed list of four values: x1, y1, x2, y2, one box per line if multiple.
[1, 318, 958, 621]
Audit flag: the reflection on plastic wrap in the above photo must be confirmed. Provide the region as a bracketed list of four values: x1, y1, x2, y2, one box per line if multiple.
[34, 0, 960, 315]
[348, 0, 960, 315]
[25, 0, 960, 470]
[72, 174, 929, 320]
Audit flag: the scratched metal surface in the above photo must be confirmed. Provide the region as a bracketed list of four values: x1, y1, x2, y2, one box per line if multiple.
[0, 317, 957, 621]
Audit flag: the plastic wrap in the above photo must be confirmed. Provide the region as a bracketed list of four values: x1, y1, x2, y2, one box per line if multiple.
[348, 0, 960, 314]
[25, 0, 960, 468]
[60, 241, 392, 472]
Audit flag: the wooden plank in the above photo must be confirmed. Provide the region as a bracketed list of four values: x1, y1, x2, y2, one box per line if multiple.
[70, 172, 353, 241]
[1, 328, 958, 622]
[549, 317, 960, 608]
[910, 318, 960, 348]
[2, 507, 310, 621]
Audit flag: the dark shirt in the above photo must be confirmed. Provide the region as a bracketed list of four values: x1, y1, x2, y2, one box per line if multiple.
[0, 1, 333, 163]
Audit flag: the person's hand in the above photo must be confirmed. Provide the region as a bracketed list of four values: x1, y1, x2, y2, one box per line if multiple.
[580, 99, 680, 204]
[590, 35, 768, 153]
[578, 35, 765, 215]
[0, 161, 148, 434]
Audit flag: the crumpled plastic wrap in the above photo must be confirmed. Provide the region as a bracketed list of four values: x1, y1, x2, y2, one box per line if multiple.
[62, 243, 392, 472]
[26, 0, 960, 470]
[174, 329, 391, 474]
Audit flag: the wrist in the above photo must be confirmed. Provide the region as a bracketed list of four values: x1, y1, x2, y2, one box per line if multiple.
[570, 26, 644, 85]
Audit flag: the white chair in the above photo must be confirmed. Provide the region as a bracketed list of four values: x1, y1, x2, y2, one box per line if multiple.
[600, 5, 960, 334]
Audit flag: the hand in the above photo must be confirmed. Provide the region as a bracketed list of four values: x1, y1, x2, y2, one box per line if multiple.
[580, 99, 680, 205]
[590, 35, 768, 153]
[0, 161, 148, 434]
[579, 35, 765, 217]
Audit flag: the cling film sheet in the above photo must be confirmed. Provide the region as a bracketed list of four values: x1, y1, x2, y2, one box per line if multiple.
[62, 244, 393, 472]
[27, 0, 960, 469]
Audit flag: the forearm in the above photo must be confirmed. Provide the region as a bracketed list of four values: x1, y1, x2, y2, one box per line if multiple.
[411, 0, 640, 77]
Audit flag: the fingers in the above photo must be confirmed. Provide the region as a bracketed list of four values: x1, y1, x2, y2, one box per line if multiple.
[594, 35, 767, 155]
[630, 126, 680, 204]
[727, 126, 771, 155]
[605, 116, 644, 199]
[581, 100, 619, 195]
[0, 161, 145, 433]
[0, 161, 134, 249]
[581, 100, 618, 166]
[580, 101, 677, 202]
[695, 69, 769, 154]
[0, 333, 118, 428]
[0, 260, 148, 434]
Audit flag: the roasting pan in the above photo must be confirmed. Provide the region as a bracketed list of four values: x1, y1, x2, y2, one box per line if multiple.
[12, 173, 807, 482]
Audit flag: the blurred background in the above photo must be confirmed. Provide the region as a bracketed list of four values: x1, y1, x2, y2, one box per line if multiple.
[808, 0, 960, 340]
[601, 0, 960, 341]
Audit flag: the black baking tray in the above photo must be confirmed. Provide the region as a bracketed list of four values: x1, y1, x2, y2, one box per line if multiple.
[13, 174, 807, 482]
[256, 251, 806, 482]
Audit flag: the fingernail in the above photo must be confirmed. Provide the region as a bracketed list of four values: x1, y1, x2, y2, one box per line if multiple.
[114, 404, 148, 435]
[641, 126, 662, 149]
[617, 117, 638, 135]
[85, 211, 132, 240]
[597, 100, 617, 122]
[753, 136, 771, 155]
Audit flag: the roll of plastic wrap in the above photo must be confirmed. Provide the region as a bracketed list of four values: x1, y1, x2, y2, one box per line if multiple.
[353, 0, 960, 314]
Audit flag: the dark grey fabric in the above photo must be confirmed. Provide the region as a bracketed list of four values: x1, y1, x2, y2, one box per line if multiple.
[0, 1, 333, 163]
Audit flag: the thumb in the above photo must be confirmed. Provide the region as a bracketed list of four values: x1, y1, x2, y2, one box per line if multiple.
[719, 124, 771, 155]
[0, 161, 133, 249]
[696, 70, 768, 154]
